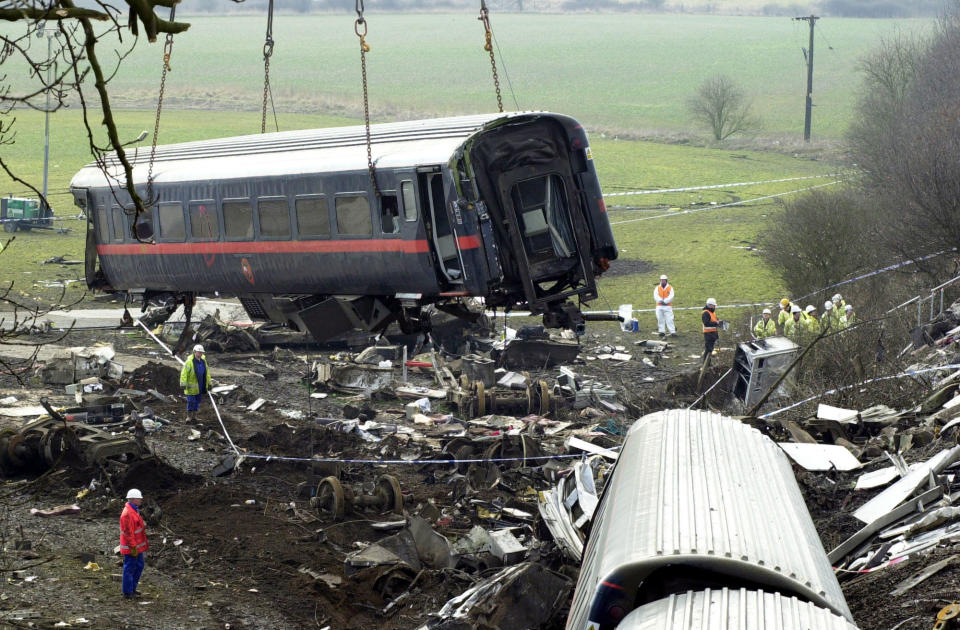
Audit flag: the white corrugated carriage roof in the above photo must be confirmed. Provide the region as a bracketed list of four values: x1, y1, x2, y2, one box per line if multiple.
[70, 112, 562, 189]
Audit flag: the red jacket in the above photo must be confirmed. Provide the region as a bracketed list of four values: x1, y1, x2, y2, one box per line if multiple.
[120, 503, 148, 555]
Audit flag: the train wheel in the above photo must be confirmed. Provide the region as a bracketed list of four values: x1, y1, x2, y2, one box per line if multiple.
[376, 475, 404, 514]
[538, 381, 551, 416]
[314, 476, 346, 520]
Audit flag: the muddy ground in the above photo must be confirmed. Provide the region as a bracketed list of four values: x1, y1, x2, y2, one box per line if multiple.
[0, 308, 951, 629]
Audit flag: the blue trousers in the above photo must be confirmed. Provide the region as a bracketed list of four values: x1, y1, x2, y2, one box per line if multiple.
[122, 553, 145, 594]
[186, 393, 203, 412]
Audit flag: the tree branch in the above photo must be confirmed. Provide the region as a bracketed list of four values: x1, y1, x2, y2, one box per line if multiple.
[0, 7, 109, 22]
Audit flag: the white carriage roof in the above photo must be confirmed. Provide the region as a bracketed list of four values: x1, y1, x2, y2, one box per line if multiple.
[70, 112, 559, 190]
[618, 589, 860, 630]
[581, 409, 853, 622]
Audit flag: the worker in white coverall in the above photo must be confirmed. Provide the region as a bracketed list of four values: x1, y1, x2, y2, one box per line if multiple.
[653, 274, 676, 338]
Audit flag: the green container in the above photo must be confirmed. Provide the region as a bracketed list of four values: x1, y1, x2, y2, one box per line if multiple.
[1, 197, 53, 232]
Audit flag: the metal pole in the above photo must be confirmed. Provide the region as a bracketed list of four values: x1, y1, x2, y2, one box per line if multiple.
[42, 30, 52, 210]
[793, 15, 818, 142]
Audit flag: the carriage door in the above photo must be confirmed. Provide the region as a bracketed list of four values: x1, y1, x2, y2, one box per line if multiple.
[420, 170, 464, 284]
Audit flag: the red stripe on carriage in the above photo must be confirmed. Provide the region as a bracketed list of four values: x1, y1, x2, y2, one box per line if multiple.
[97, 239, 432, 256]
[456, 235, 482, 250]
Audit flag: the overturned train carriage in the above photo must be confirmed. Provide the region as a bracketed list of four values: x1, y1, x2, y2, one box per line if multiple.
[567, 409, 859, 630]
[70, 113, 617, 340]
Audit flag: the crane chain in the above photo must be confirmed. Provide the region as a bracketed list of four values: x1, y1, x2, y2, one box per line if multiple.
[356, 0, 380, 198]
[478, 0, 503, 113]
[261, 0, 275, 134]
[145, 4, 175, 221]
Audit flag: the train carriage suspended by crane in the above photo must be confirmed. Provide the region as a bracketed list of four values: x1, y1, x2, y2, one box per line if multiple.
[70, 112, 617, 341]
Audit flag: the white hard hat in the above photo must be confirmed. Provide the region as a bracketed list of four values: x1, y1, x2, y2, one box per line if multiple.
[706, 298, 717, 307]
[824, 301, 833, 310]
[660, 274, 668, 280]
[791, 305, 802, 313]
[193, 344, 205, 353]
[126, 489, 143, 500]
[762, 308, 771, 315]
[805, 305, 816, 313]
[832, 293, 843, 302]
[845, 304, 853, 311]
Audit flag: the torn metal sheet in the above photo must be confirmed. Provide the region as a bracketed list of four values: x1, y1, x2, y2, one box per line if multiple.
[538, 458, 606, 562]
[853, 445, 960, 523]
[855, 465, 915, 491]
[828, 486, 945, 564]
[564, 436, 619, 461]
[419, 562, 570, 630]
[778, 443, 861, 471]
[889, 554, 960, 596]
[817, 404, 859, 423]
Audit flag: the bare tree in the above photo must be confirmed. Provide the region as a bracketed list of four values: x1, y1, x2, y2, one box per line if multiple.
[0, 1, 217, 241]
[686, 74, 757, 141]
[847, 10, 960, 278]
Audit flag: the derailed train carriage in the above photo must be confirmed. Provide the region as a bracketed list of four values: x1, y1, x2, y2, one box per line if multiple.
[70, 112, 617, 340]
[567, 409, 860, 630]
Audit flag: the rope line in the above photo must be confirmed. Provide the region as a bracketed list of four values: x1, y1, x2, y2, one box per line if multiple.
[603, 173, 847, 198]
[608, 180, 843, 226]
[760, 364, 960, 419]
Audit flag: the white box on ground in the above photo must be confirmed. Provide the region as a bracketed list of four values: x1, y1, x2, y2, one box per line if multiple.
[488, 529, 525, 564]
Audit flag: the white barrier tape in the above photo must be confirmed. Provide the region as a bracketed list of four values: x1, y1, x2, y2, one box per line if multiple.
[244, 452, 591, 466]
[603, 173, 847, 197]
[793, 248, 958, 304]
[609, 180, 843, 226]
[760, 364, 960, 419]
[134, 318, 241, 455]
[486, 301, 775, 318]
[0, 215, 81, 224]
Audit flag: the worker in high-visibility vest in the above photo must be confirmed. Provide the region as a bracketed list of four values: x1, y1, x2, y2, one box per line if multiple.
[777, 298, 794, 333]
[802, 305, 820, 334]
[701, 298, 724, 361]
[754, 308, 777, 338]
[653, 274, 676, 338]
[832, 293, 847, 313]
[784, 305, 805, 342]
[822, 300, 842, 331]
[841, 303, 856, 328]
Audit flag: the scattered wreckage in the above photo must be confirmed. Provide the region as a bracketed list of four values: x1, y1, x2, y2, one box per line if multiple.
[0, 401, 147, 476]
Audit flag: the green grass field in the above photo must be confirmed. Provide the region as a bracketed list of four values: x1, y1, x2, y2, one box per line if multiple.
[3, 14, 928, 138]
[3, 11, 890, 324]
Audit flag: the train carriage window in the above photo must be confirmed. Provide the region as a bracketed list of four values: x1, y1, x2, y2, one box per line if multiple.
[257, 198, 291, 239]
[335, 195, 373, 236]
[96, 206, 109, 243]
[189, 202, 220, 241]
[401, 181, 417, 222]
[295, 196, 330, 237]
[379, 193, 400, 235]
[133, 206, 154, 240]
[511, 174, 574, 260]
[157, 202, 186, 242]
[111, 206, 127, 242]
[223, 200, 254, 240]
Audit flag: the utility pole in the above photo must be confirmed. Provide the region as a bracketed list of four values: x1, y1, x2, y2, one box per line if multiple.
[793, 14, 818, 142]
[38, 23, 58, 212]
